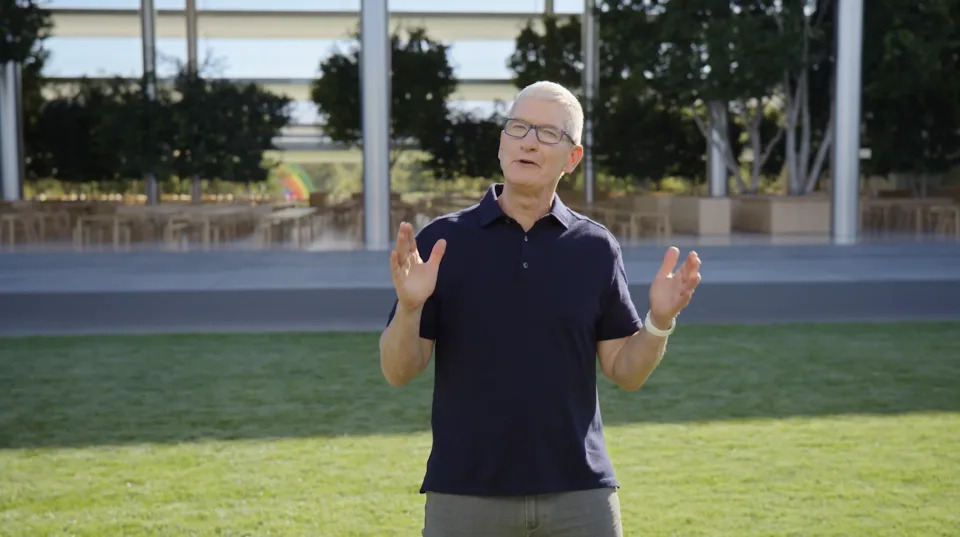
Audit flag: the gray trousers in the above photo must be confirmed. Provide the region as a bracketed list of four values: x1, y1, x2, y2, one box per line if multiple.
[422, 487, 623, 537]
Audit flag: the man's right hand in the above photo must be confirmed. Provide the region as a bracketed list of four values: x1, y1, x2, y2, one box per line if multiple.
[390, 222, 446, 312]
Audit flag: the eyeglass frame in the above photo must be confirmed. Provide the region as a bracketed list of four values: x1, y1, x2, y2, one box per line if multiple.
[501, 117, 576, 146]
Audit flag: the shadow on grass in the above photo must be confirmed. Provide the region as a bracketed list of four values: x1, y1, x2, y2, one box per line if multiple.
[2, 323, 959, 449]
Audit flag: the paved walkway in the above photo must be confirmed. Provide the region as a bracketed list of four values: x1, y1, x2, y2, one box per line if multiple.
[1, 240, 959, 292]
[1, 238, 958, 336]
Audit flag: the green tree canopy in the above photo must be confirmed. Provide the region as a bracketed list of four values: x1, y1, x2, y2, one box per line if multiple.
[420, 108, 506, 180]
[861, 0, 960, 179]
[28, 70, 292, 186]
[0, 0, 52, 64]
[507, 11, 707, 186]
[169, 68, 292, 184]
[310, 27, 457, 169]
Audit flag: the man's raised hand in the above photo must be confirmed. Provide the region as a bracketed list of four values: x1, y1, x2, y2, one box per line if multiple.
[648, 246, 701, 327]
[390, 222, 446, 312]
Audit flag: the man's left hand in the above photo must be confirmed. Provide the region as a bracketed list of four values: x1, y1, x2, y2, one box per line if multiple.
[648, 247, 702, 328]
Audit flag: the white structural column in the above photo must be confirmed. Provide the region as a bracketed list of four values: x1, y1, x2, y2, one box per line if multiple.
[832, 0, 864, 245]
[0, 62, 24, 201]
[186, 0, 198, 70]
[360, 0, 391, 250]
[186, 0, 201, 204]
[581, 0, 598, 204]
[707, 100, 728, 197]
[140, 0, 159, 204]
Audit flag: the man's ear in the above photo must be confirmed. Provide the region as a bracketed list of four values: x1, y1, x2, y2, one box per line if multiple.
[564, 145, 584, 174]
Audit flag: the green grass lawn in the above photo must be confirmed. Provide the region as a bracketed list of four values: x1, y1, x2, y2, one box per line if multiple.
[1, 322, 959, 536]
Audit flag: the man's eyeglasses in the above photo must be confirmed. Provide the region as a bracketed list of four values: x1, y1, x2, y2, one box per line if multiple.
[502, 118, 574, 145]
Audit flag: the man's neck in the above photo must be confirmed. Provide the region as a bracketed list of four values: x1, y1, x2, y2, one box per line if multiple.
[497, 182, 554, 232]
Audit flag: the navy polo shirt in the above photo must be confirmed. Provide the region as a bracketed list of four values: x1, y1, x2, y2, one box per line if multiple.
[386, 183, 643, 496]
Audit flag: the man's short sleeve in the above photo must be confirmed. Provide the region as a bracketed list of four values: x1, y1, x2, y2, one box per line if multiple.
[386, 295, 439, 340]
[596, 244, 643, 341]
[384, 228, 441, 340]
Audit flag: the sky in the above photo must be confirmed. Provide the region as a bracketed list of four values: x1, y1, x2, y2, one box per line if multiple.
[42, 0, 585, 123]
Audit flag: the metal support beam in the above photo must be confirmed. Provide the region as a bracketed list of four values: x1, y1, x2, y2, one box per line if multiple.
[186, 0, 202, 204]
[581, 0, 598, 204]
[831, 0, 863, 245]
[186, 0, 198, 72]
[707, 100, 728, 197]
[0, 62, 24, 202]
[545, 0, 554, 15]
[140, 0, 159, 204]
[360, 0, 391, 250]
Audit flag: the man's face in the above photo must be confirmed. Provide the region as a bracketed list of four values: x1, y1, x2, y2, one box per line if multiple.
[497, 98, 583, 190]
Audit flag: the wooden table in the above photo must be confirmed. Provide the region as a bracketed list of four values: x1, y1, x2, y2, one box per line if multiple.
[257, 207, 318, 247]
[72, 214, 132, 251]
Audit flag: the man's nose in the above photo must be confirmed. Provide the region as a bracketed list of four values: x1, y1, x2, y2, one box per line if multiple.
[520, 128, 539, 149]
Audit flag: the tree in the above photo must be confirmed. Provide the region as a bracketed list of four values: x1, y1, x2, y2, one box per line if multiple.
[2, 0, 53, 184]
[632, 0, 798, 193]
[774, 0, 836, 195]
[421, 108, 506, 180]
[29, 71, 291, 189]
[595, 94, 708, 184]
[28, 77, 154, 183]
[860, 0, 960, 189]
[0, 0, 51, 64]
[310, 27, 457, 171]
[202, 79, 292, 184]
[508, 14, 582, 90]
[507, 11, 707, 187]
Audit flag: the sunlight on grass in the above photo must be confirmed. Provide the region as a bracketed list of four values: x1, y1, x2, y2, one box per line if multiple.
[2, 323, 959, 536]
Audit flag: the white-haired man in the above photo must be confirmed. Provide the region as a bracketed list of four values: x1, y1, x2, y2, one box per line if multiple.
[380, 80, 702, 536]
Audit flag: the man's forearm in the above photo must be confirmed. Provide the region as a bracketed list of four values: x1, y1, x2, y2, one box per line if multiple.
[609, 326, 670, 391]
[379, 305, 428, 386]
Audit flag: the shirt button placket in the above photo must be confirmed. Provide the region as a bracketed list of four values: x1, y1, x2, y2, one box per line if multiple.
[521, 233, 530, 269]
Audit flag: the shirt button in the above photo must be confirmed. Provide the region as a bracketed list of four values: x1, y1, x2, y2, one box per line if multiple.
[524, 235, 528, 242]
[522, 262, 529, 269]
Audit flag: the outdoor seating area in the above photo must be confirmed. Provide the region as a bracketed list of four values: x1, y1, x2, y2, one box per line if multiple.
[0, 199, 312, 252]
[2, 186, 960, 253]
[860, 189, 960, 239]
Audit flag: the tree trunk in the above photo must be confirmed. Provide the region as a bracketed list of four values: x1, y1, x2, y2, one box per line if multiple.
[784, 71, 802, 195]
[742, 98, 785, 195]
[804, 105, 834, 194]
[798, 70, 812, 193]
[694, 101, 744, 193]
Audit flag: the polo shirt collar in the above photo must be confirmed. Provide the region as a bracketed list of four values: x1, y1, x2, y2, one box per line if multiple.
[475, 183, 574, 229]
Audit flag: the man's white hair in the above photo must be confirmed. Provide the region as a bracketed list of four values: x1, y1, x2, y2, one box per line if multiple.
[509, 81, 584, 145]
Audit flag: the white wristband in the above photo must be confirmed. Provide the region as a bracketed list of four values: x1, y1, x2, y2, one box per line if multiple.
[644, 310, 676, 337]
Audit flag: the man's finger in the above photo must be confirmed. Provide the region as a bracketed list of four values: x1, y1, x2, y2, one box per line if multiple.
[683, 251, 701, 280]
[658, 246, 680, 277]
[395, 224, 409, 257]
[405, 224, 420, 259]
[686, 272, 702, 292]
[426, 239, 447, 268]
[390, 249, 403, 276]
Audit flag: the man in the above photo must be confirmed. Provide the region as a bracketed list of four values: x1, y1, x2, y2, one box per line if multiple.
[380, 80, 701, 537]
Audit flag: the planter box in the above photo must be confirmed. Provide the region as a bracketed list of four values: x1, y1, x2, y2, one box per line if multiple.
[669, 196, 732, 235]
[620, 194, 732, 236]
[732, 195, 831, 234]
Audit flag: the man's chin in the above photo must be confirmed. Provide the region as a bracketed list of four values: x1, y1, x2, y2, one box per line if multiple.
[503, 174, 553, 190]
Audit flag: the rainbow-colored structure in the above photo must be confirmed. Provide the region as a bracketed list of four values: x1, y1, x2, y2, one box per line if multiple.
[270, 163, 315, 201]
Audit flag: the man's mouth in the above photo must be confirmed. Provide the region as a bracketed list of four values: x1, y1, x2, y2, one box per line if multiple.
[516, 159, 539, 166]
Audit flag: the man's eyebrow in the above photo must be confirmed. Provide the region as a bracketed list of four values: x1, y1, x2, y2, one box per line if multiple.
[529, 121, 563, 130]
